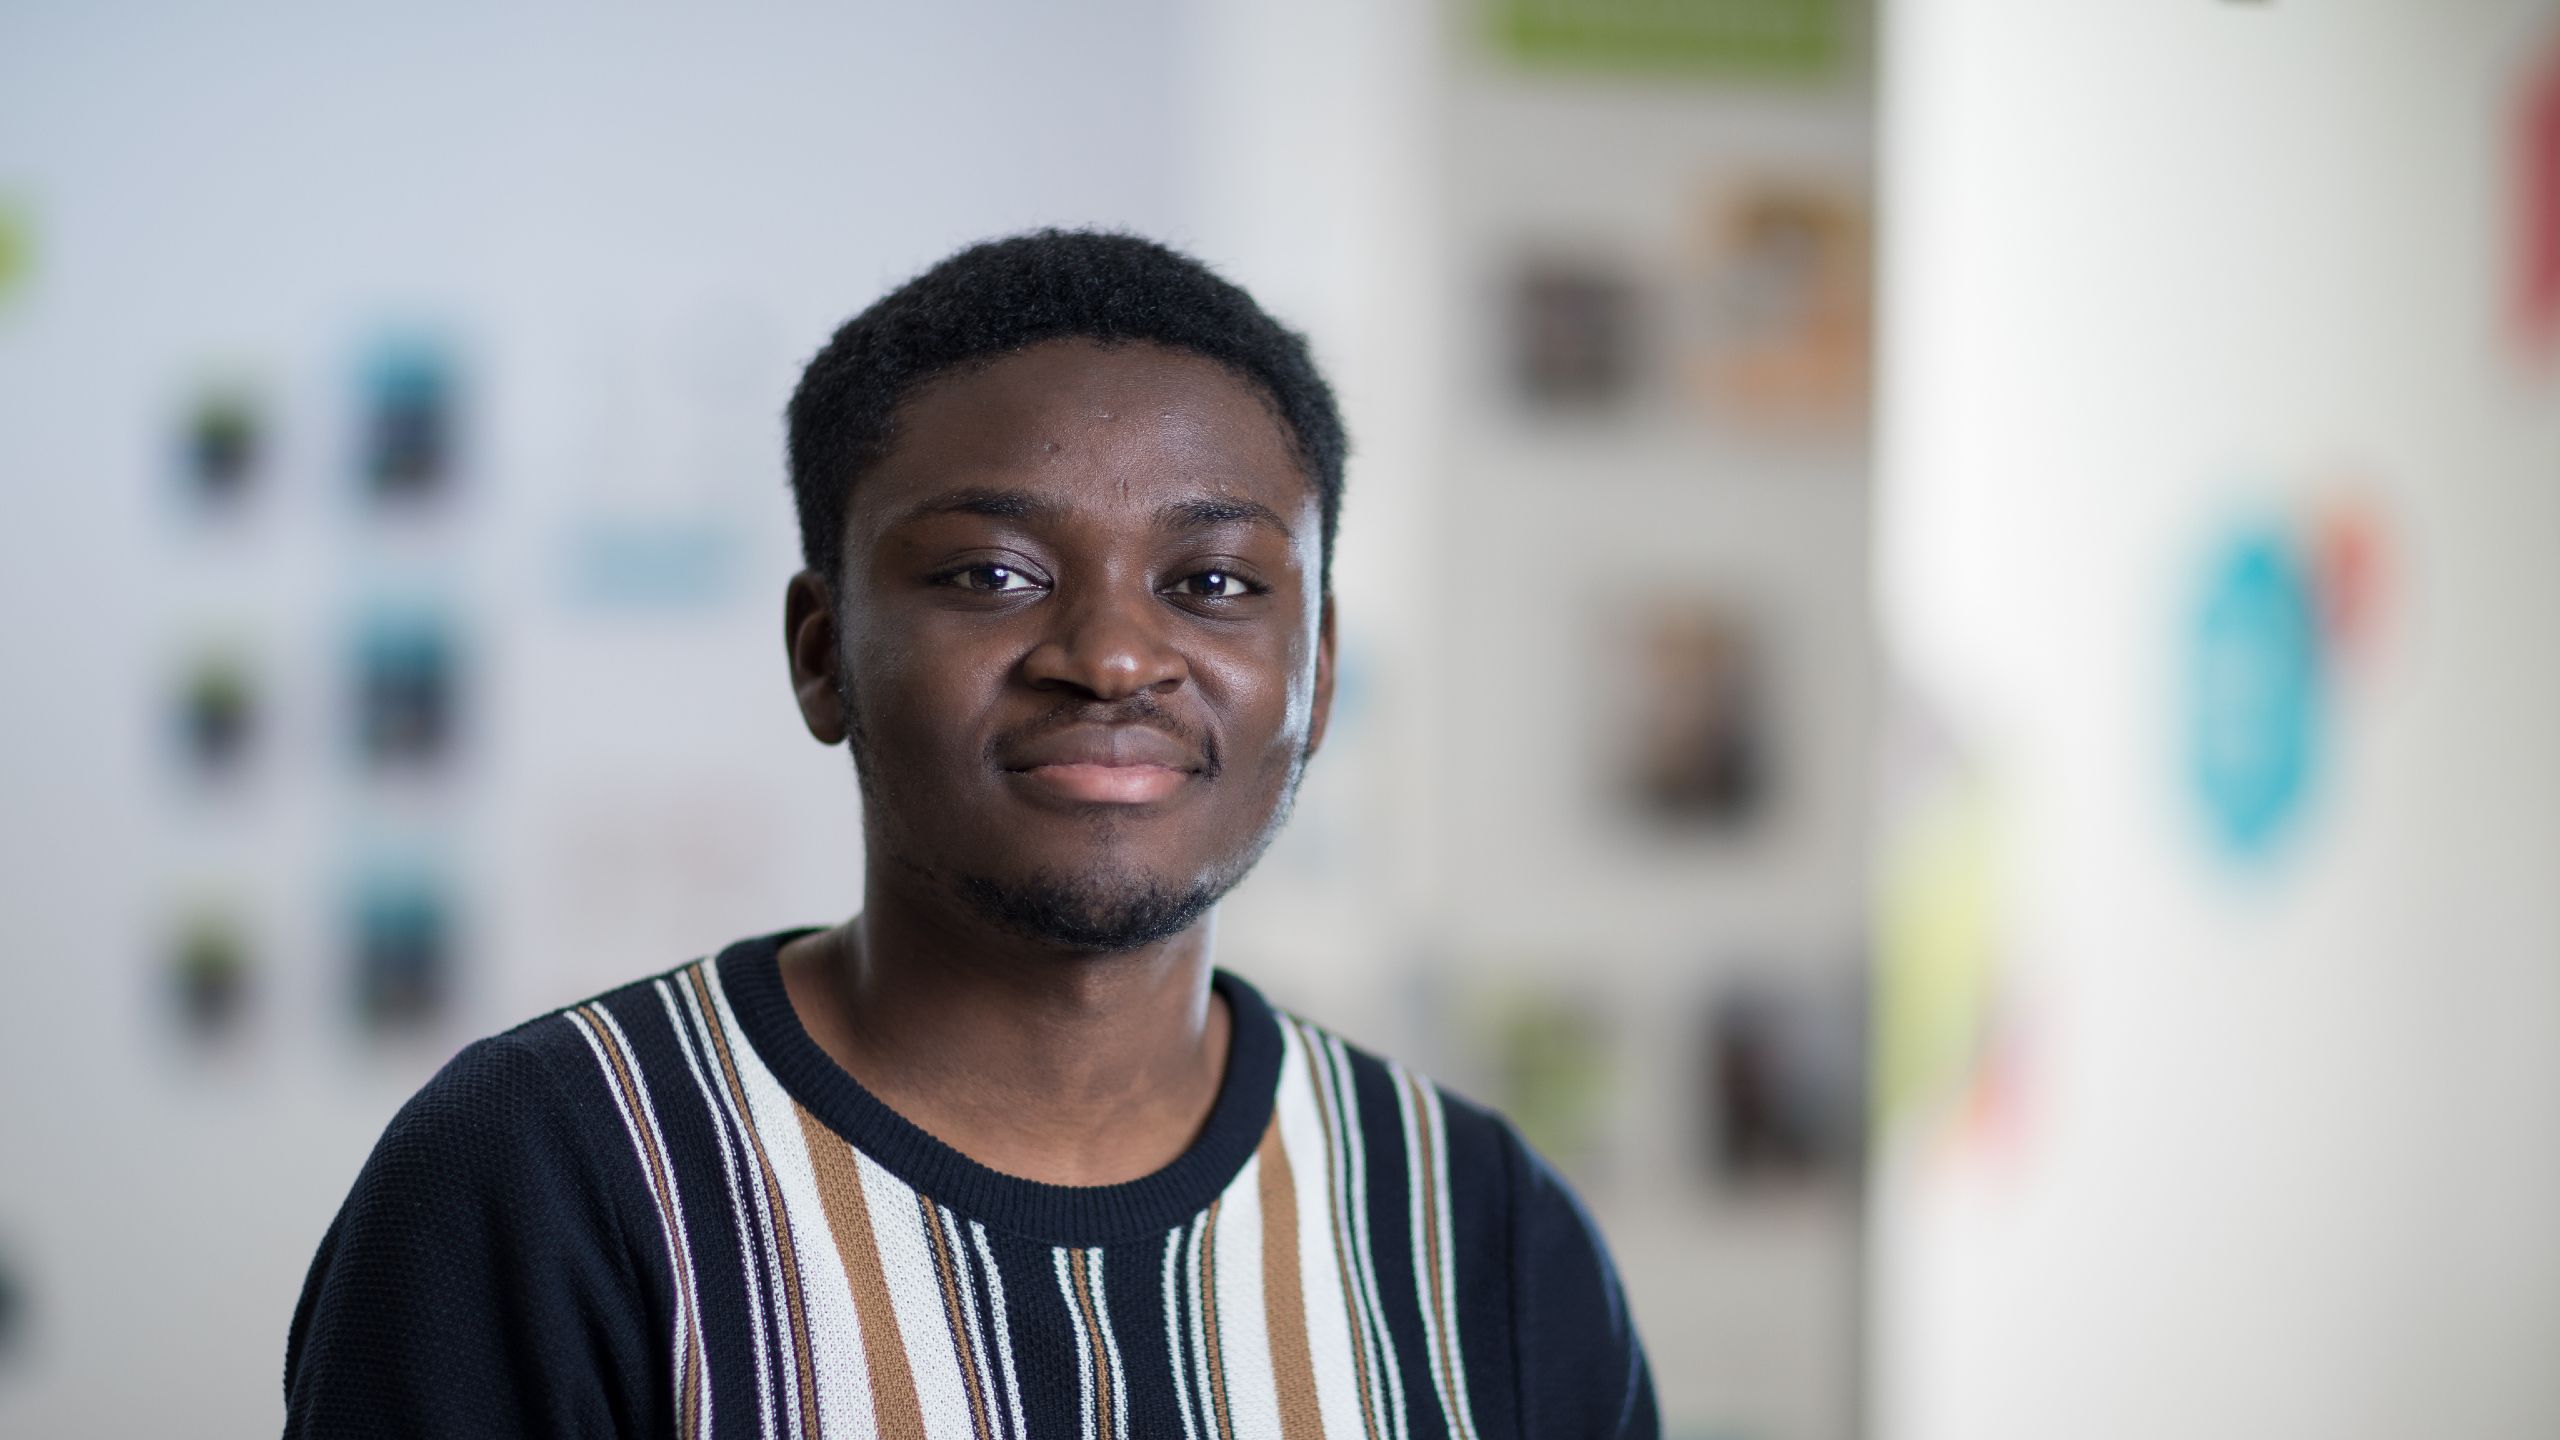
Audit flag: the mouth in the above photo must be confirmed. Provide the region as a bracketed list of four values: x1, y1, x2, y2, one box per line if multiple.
[996, 722, 1207, 808]
[1008, 761, 1193, 806]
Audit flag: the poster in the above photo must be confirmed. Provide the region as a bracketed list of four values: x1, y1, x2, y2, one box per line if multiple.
[1613, 596, 1774, 832]
[1704, 971, 1863, 1191]
[1682, 177, 1871, 432]
[180, 385, 264, 510]
[168, 907, 254, 1045]
[1507, 254, 1644, 413]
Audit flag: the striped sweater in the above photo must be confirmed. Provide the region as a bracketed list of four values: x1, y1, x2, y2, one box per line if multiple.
[283, 931, 1658, 1438]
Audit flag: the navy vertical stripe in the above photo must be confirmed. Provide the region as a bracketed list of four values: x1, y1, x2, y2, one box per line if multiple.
[1341, 1046, 1438, 1440]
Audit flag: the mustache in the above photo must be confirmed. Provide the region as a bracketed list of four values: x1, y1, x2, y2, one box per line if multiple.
[985, 696, 1222, 779]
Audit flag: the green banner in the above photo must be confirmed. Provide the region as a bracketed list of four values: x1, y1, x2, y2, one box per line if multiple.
[1489, 0, 1850, 81]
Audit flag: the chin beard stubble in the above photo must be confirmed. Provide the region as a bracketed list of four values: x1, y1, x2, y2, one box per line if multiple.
[953, 865, 1221, 954]
[840, 665, 1311, 955]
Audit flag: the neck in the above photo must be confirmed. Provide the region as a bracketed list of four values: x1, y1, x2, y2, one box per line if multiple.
[776, 869, 1233, 1188]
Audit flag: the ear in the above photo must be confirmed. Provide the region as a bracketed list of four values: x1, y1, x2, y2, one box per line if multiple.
[1303, 593, 1338, 760]
[785, 569, 848, 745]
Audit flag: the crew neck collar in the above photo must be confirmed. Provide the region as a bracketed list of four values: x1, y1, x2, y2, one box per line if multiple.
[713, 928, 1285, 1247]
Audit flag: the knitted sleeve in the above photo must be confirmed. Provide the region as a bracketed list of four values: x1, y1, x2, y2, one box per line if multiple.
[1503, 1121, 1662, 1440]
[282, 1027, 664, 1438]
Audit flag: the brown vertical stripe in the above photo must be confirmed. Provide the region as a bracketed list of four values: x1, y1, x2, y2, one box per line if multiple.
[1198, 1199, 1235, 1440]
[1300, 1024, 1384, 1440]
[685, 964, 822, 1440]
[1407, 1072, 1461, 1427]
[578, 1005, 704, 1440]
[1069, 1248, 1117, 1438]
[795, 1106, 928, 1440]
[921, 1194, 997, 1440]
[1257, 1116, 1325, 1440]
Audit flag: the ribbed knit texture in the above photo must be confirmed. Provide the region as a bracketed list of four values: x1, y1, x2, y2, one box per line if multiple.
[283, 932, 1658, 1438]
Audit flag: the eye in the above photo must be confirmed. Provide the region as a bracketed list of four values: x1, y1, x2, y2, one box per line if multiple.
[1168, 569, 1257, 599]
[947, 563, 1043, 594]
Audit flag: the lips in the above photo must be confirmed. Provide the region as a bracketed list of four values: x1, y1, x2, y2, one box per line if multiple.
[997, 724, 1203, 807]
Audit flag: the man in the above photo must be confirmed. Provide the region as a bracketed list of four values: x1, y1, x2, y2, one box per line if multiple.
[284, 231, 1658, 1439]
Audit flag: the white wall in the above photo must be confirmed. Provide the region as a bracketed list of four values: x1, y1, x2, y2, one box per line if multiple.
[0, 3, 1194, 1431]
[0, 3, 1878, 1435]
[1874, 2, 2560, 1437]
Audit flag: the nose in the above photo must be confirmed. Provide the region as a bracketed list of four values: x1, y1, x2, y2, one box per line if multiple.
[1019, 581, 1188, 701]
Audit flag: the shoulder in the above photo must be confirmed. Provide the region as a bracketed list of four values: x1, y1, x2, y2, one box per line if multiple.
[1260, 998, 1571, 1226]
[333, 959, 719, 1233]
[1260, 999, 1612, 1295]
[386, 959, 707, 1153]
[317, 952, 749, 1277]
[289, 962, 713, 1351]
[1267, 1002, 1659, 1439]
[285, 968, 699, 1432]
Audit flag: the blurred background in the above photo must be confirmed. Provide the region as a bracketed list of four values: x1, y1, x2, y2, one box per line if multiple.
[1, 0, 2554, 1436]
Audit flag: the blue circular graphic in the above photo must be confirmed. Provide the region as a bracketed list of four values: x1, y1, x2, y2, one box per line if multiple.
[2190, 528, 2324, 856]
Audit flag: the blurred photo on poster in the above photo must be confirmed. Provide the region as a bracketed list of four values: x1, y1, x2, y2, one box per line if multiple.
[1430, 972, 1619, 1181]
[1703, 972, 1863, 1193]
[1506, 253, 1644, 413]
[1487, 983, 1617, 1179]
[180, 384, 264, 510]
[0, 1235, 21, 1352]
[2518, 31, 2560, 358]
[167, 907, 255, 1046]
[0, 1236, 23, 1368]
[1615, 596, 1773, 831]
[0, 193, 32, 315]
[348, 864, 454, 1034]
[173, 648, 259, 780]
[1682, 177, 1870, 431]
[351, 607, 461, 771]
[358, 336, 460, 504]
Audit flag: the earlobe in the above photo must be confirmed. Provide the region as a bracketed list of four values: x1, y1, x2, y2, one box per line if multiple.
[784, 570, 848, 746]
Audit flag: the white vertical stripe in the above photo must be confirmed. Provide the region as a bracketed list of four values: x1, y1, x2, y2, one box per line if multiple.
[704, 968, 878, 1437]
[1323, 1032, 1410, 1440]
[1273, 1024, 1370, 1440]
[1185, 1213, 1218, 1432]
[971, 1223, 1032, 1440]
[681, 966, 804, 1440]
[1086, 1248, 1130, 1440]
[1416, 1080, 1480, 1440]
[1296, 1023, 1376, 1438]
[588, 1003, 715, 1439]
[1304, 1022, 1405, 1439]
[564, 1009, 700, 1434]
[853, 1151, 978, 1440]
[1209, 1152, 1281, 1438]
[1392, 1068, 1452, 1438]
[939, 1206, 1009, 1440]
[1055, 1247, 1099, 1440]
[658, 978, 778, 1440]
[1163, 1228, 1202, 1440]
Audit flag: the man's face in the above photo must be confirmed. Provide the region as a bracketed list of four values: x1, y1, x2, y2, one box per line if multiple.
[788, 338, 1335, 952]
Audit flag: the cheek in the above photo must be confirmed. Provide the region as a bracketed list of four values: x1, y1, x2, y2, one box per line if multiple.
[1275, 604, 1326, 736]
[846, 625, 1008, 766]
[1204, 629, 1318, 769]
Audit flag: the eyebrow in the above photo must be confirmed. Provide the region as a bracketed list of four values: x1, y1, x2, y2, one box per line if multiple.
[890, 487, 1073, 528]
[1158, 495, 1294, 538]
[890, 487, 1295, 538]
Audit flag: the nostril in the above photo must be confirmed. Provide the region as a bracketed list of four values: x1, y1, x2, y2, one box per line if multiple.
[1019, 617, 1187, 701]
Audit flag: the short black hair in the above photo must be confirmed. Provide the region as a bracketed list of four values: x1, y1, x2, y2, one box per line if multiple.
[786, 229, 1348, 591]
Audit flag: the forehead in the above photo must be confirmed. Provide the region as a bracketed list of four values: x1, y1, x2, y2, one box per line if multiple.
[851, 338, 1314, 533]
